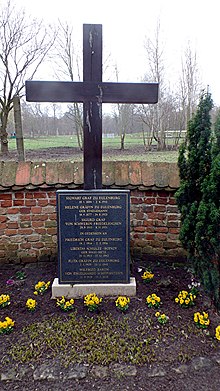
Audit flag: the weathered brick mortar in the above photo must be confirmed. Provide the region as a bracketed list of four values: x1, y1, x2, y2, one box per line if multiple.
[0, 161, 185, 264]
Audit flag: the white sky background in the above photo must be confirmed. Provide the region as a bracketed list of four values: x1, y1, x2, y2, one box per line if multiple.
[14, 0, 220, 106]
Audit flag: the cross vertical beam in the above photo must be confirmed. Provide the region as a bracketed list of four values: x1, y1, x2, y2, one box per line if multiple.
[83, 24, 102, 190]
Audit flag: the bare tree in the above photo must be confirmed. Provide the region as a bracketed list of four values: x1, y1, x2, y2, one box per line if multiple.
[113, 64, 134, 150]
[52, 20, 83, 150]
[141, 20, 169, 150]
[0, 0, 56, 155]
[178, 42, 202, 129]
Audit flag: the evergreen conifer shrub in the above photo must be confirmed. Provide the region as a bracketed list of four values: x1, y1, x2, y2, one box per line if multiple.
[176, 92, 220, 308]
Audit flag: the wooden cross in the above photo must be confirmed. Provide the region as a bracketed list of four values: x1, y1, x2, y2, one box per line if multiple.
[26, 24, 158, 190]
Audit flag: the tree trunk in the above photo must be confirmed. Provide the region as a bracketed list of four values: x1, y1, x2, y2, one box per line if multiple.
[13, 95, 25, 161]
[0, 111, 9, 155]
[120, 133, 125, 150]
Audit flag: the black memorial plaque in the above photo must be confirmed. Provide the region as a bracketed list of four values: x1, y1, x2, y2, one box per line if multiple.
[57, 190, 130, 284]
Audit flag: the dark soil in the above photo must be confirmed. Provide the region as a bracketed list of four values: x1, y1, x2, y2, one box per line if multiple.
[2, 145, 163, 161]
[1, 260, 220, 368]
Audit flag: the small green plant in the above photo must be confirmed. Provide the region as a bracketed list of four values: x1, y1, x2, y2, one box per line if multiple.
[216, 325, 220, 341]
[26, 298, 37, 312]
[84, 293, 102, 312]
[141, 271, 154, 283]
[0, 317, 15, 334]
[15, 271, 27, 280]
[34, 281, 50, 295]
[188, 277, 201, 296]
[0, 294, 10, 308]
[193, 311, 210, 329]
[155, 311, 169, 325]
[175, 290, 196, 308]
[56, 296, 74, 311]
[115, 296, 130, 312]
[146, 293, 161, 308]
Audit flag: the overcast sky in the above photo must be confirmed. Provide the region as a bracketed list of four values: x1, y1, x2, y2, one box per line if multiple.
[14, 0, 220, 106]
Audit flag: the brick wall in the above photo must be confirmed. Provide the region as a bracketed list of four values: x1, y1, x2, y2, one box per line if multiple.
[0, 161, 185, 264]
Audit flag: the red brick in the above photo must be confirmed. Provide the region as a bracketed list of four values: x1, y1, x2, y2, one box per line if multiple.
[143, 219, 156, 227]
[168, 234, 179, 241]
[136, 212, 144, 220]
[150, 240, 164, 248]
[47, 191, 56, 198]
[7, 207, 19, 214]
[13, 200, 24, 206]
[0, 216, 7, 223]
[20, 207, 31, 214]
[20, 228, 34, 235]
[167, 221, 180, 228]
[146, 234, 154, 240]
[25, 200, 37, 207]
[134, 227, 145, 233]
[20, 215, 31, 221]
[7, 222, 19, 229]
[169, 197, 177, 205]
[31, 206, 42, 214]
[38, 200, 49, 207]
[20, 243, 32, 249]
[155, 227, 168, 233]
[0, 193, 12, 200]
[155, 233, 167, 241]
[145, 227, 155, 233]
[35, 228, 46, 234]
[167, 214, 179, 221]
[144, 190, 154, 197]
[157, 197, 168, 205]
[49, 213, 57, 220]
[169, 228, 180, 234]
[154, 205, 166, 212]
[25, 192, 34, 199]
[5, 229, 18, 235]
[32, 221, 44, 228]
[133, 233, 145, 240]
[15, 192, 24, 199]
[49, 199, 57, 206]
[1, 200, 12, 207]
[47, 228, 57, 235]
[144, 198, 156, 205]
[157, 190, 170, 197]
[131, 197, 143, 204]
[32, 242, 44, 248]
[27, 235, 40, 242]
[32, 215, 48, 221]
[33, 192, 47, 199]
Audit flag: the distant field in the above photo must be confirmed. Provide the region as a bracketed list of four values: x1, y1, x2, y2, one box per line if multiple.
[7, 134, 180, 162]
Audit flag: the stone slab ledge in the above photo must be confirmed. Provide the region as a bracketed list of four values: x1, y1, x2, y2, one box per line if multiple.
[51, 277, 136, 298]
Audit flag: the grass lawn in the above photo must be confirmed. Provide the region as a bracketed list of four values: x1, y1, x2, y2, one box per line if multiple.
[7, 134, 179, 162]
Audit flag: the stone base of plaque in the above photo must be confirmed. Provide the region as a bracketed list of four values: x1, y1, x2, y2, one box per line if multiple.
[51, 277, 136, 299]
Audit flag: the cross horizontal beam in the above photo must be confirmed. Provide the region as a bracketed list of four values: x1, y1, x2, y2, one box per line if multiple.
[25, 80, 159, 104]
